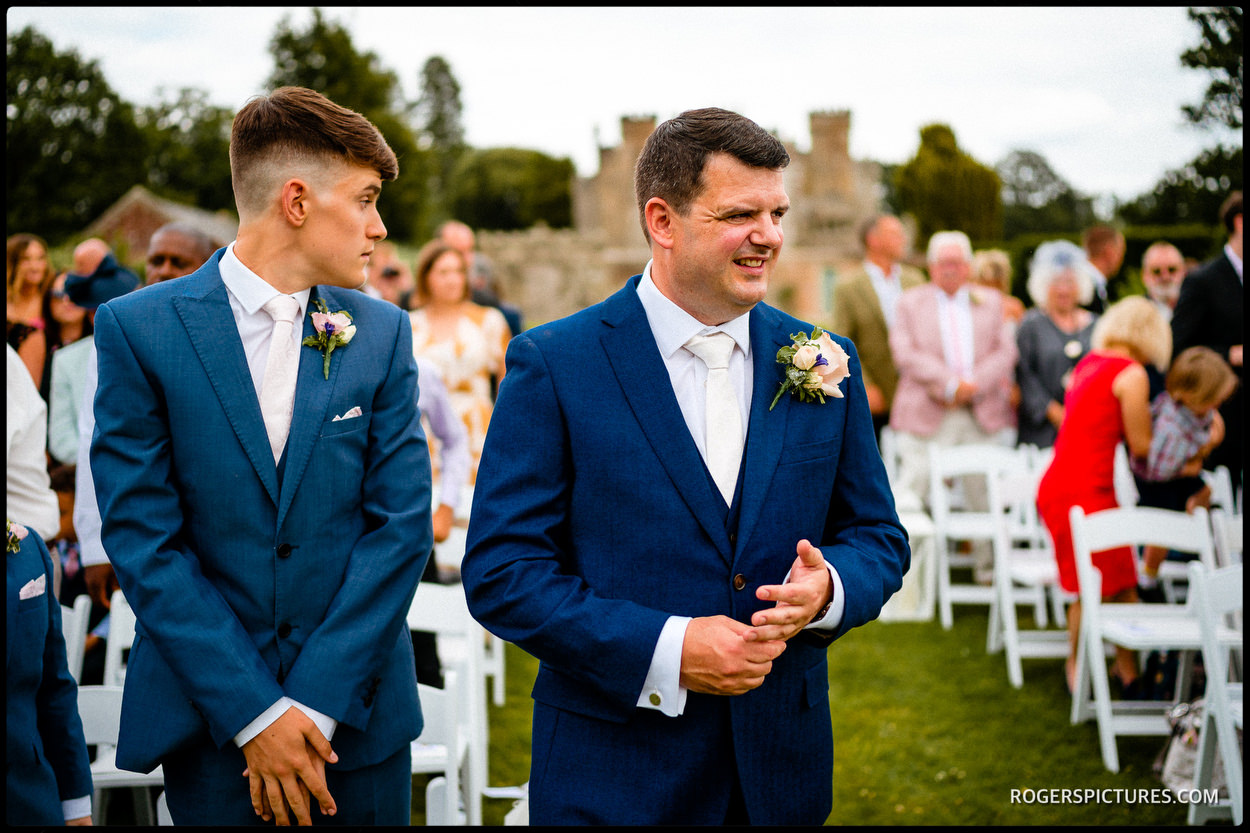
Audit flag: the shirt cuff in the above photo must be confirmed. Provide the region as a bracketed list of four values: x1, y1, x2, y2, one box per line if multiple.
[797, 559, 845, 632]
[637, 616, 691, 717]
[233, 698, 338, 748]
[234, 698, 293, 747]
[63, 795, 92, 822]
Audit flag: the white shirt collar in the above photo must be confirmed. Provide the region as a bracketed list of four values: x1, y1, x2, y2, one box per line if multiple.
[220, 242, 312, 317]
[636, 260, 752, 360]
[1225, 244, 1243, 282]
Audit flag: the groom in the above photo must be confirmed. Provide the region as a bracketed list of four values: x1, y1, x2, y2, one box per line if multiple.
[462, 107, 910, 825]
[90, 87, 432, 825]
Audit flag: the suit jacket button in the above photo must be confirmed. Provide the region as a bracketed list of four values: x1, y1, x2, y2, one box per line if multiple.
[733, 574, 747, 591]
[276, 543, 292, 558]
[277, 623, 292, 639]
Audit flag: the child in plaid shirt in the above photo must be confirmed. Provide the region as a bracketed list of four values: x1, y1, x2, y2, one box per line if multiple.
[1133, 346, 1237, 595]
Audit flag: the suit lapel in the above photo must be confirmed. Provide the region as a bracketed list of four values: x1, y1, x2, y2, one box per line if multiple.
[599, 284, 733, 562]
[276, 286, 340, 528]
[173, 273, 280, 506]
[852, 273, 888, 334]
[735, 306, 793, 559]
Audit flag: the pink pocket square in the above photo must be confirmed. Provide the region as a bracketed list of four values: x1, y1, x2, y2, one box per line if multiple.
[19, 574, 46, 600]
[332, 406, 363, 422]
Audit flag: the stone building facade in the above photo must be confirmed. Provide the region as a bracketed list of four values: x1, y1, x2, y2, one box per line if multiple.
[479, 110, 886, 328]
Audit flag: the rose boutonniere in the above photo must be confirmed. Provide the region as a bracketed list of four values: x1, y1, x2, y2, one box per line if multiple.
[7, 519, 28, 554]
[769, 326, 852, 410]
[302, 298, 357, 379]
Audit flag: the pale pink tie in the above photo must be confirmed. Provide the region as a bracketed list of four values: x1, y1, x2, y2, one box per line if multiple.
[944, 299, 967, 378]
[685, 332, 743, 504]
[259, 296, 302, 463]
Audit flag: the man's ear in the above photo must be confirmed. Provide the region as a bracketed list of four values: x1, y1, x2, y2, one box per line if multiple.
[280, 179, 310, 227]
[644, 197, 677, 250]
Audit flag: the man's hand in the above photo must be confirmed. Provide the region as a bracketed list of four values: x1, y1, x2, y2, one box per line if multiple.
[65, 816, 92, 826]
[679, 615, 786, 696]
[746, 539, 833, 642]
[951, 380, 977, 407]
[82, 563, 119, 609]
[865, 383, 887, 415]
[240, 707, 338, 826]
[432, 503, 455, 543]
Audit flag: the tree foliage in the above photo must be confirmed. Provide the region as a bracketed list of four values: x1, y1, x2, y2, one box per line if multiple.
[137, 87, 235, 213]
[6, 25, 148, 245]
[266, 8, 429, 241]
[1116, 143, 1242, 225]
[1180, 7, 1243, 130]
[894, 124, 1002, 245]
[448, 148, 573, 232]
[996, 149, 1096, 238]
[412, 55, 467, 229]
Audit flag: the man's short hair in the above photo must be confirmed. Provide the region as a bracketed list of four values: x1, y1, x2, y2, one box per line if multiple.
[229, 86, 398, 219]
[633, 107, 789, 243]
[152, 222, 217, 262]
[1081, 224, 1124, 258]
[1220, 191, 1242, 234]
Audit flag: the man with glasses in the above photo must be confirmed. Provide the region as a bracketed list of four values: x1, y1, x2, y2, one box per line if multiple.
[1140, 241, 1187, 322]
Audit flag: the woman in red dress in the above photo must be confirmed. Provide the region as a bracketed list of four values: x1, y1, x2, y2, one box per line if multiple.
[1037, 297, 1171, 694]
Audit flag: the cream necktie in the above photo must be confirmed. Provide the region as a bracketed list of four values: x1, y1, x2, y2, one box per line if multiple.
[259, 295, 302, 463]
[685, 332, 743, 504]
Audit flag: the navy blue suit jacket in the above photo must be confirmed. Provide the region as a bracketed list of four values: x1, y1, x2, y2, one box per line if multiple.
[462, 276, 909, 824]
[6, 526, 93, 825]
[90, 251, 432, 775]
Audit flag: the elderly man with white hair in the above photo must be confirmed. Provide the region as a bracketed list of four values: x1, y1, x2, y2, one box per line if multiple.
[1015, 239, 1101, 448]
[1140, 241, 1187, 322]
[889, 230, 1018, 581]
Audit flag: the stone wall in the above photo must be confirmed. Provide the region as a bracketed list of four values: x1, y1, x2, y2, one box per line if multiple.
[476, 110, 887, 329]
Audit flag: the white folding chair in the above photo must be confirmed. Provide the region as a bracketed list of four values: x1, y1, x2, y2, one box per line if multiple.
[1186, 561, 1243, 825]
[986, 462, 1068, 688]
[77, 685, 164, 825]
[103, 589, 135, 688]
[929, 443, 1046, 630]
[1068, 505, 1235, 772]
[878, 425, 902, 488]
[412, 670, 470, 825]
[407, 583, 485, 825]
[60, 594, 92, 683]
[1202, 464, 1237, 513]
[1210, 508, 1243, 568]
[434, 526, 506, 708]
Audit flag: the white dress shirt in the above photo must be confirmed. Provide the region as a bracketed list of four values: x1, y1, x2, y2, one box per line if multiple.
[936, 286, 975, 402]
[632, 264, 845, 716]
[864, 260, 905, 329]
[218, 244, 337, 748]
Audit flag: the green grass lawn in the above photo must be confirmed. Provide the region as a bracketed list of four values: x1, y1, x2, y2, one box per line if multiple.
[449, 604, 1201, 826]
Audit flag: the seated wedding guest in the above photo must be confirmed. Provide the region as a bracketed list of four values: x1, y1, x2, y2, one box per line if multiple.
[409, 240, 511, 482]
[6, 519, 94, 826]
[1015, 240, 1100, 448]
[1036, 297, 1170, 695]
[972, 248, 1025, 327]
[41, 270, 93, 406]
[890, 230, 1017, 581]
[1132, 346, 1236, 599]
[6, 233, 55, 388]
[47, 256, 140, 469]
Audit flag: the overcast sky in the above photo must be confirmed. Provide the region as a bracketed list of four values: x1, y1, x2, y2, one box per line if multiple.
[8, 6, 1239, 206]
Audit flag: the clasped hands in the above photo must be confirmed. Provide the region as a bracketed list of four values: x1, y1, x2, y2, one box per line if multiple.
[679, 539, 831, 696]
[241, 707, 338, 826]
